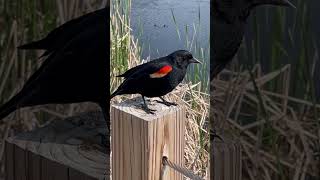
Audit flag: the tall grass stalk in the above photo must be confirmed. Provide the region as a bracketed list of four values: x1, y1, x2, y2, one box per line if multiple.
[170, 7, 210, 93]
[110, 0, 141, 93]
[232, 0, 320, 178]
[242, 0, 318, 101]
[0, 1, 107, 178]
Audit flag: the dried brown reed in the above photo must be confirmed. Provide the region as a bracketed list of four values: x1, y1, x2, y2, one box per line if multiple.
[212, 64, 320, 180]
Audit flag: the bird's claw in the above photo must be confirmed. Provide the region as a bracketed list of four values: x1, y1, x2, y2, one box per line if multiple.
[211, 131, 224, 142]
[138, 104, 156, 114]
[156, 100, 177, 107]
[213, 134, 224, 142]
[144, 107, 156, 114]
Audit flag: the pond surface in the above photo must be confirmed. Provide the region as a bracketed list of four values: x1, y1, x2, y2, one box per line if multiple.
[131, 0, 209, 60]
[130, 0, 320, 96]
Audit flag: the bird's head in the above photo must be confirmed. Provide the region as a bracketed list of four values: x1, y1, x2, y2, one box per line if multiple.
[248, 0, 295, 8]
[213, 0, 295, 23]
[169, 50, 201, 68]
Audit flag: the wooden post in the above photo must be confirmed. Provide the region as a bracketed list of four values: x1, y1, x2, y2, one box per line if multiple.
[210, 79, 242, 180]
[210, 139, 242, 180]
[111, 97, 185, 180]
[5, 111, 109, 180]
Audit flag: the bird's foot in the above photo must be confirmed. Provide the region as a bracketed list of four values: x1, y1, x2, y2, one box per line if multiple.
[156, 100, 178, 107]
[211, 131, 224, 142]
[142, 106, 156, 114]
[135, 104, 156, 114]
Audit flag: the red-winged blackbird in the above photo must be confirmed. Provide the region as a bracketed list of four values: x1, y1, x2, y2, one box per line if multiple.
[110, 50, 201, 114]
[211, 0, 295, 80]
[18, 7, 106, 57]
[0, 8, 108, 127]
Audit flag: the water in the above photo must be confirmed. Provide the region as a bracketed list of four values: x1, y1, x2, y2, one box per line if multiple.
[131, 0, 209, 60]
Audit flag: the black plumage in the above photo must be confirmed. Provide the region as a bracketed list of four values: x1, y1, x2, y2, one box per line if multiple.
[18, 8, 106, 57]
[211, 0, 295, 80]
[111, 50, 201, 114]
[0, 8, 108, 127]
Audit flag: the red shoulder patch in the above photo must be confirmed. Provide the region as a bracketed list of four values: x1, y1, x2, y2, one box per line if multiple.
[157, 65, 172, 74]
[150, 65, 173, 78]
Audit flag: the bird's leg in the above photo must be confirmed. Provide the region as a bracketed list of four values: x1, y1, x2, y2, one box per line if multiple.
[99, 103, 110, 133]
[210, 129, 224, 142]
[99, 102, 110, 151]
[156, 96, 177, 106]
[141, 96, 156, 114]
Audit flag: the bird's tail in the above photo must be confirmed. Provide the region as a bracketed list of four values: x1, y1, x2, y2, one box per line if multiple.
[18, 39, 47, 50]
[210, 61, 228, 81]
[110, 91, 118, 100]
[110, 87, 124, 100]
[0, 94, 21, 121]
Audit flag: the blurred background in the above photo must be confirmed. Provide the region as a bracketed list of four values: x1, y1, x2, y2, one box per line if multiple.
[213, 0, 320, 179]
[241, 0, 320, 101]
[0, 1, 107, 179]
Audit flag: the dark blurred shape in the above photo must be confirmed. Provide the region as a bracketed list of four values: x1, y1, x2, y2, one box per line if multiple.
[211, 0, 294, 80]
[0, 7, 109, 129]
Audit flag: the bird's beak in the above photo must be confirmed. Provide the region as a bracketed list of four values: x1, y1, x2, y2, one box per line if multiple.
[190, 58, 202, 64]
[253, 0, 296, 8]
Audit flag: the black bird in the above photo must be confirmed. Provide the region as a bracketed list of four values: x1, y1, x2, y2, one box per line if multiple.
[0, 8, 108, 128]
[110, 50, 201, 114]
[211, 0, 295, 80]
[18, 7, 106, 57]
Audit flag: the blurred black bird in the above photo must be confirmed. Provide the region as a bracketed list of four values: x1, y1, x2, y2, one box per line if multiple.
[0, 8, 108, 127]
[19, 8, 106, 57]
[110, 50, 201, 114]
[211, 0, 295, 80]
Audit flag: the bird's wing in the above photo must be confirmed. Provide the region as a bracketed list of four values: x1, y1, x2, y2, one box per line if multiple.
[116, 63, 146, 78]
[148, 64, 173, 78]
[118, 60, 173, 79]
[0, 9, 107, 121]
[18, 8, 106, 56]
[19, 19, 107, 98]
[112, 62, 173, 97]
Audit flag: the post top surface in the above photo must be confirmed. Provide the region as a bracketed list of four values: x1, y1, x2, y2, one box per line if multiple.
[111, 97, 183, 121]
[6, 111, 108, 179]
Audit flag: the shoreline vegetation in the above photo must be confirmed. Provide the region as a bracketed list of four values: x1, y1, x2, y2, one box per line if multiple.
[0, 1, 107, 179]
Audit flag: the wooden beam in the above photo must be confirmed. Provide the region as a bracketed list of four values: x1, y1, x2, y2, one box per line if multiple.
[211, 139, 242, 180]
[5, 141, 14, 180]
[111, 97, 185, 180]
[5, 111, 109, 180]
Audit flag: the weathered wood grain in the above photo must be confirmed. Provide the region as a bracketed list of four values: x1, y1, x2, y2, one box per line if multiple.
[5, 141, 14, 180]
[5, 111, 109, 180]
[211, 139, 242, 180]
[41, 157, 69, 180]
[111, 97, 185, 180]
[26, 151, 41, 180]
[14, 144, 27, 180]
[69, 168, 97, 180]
